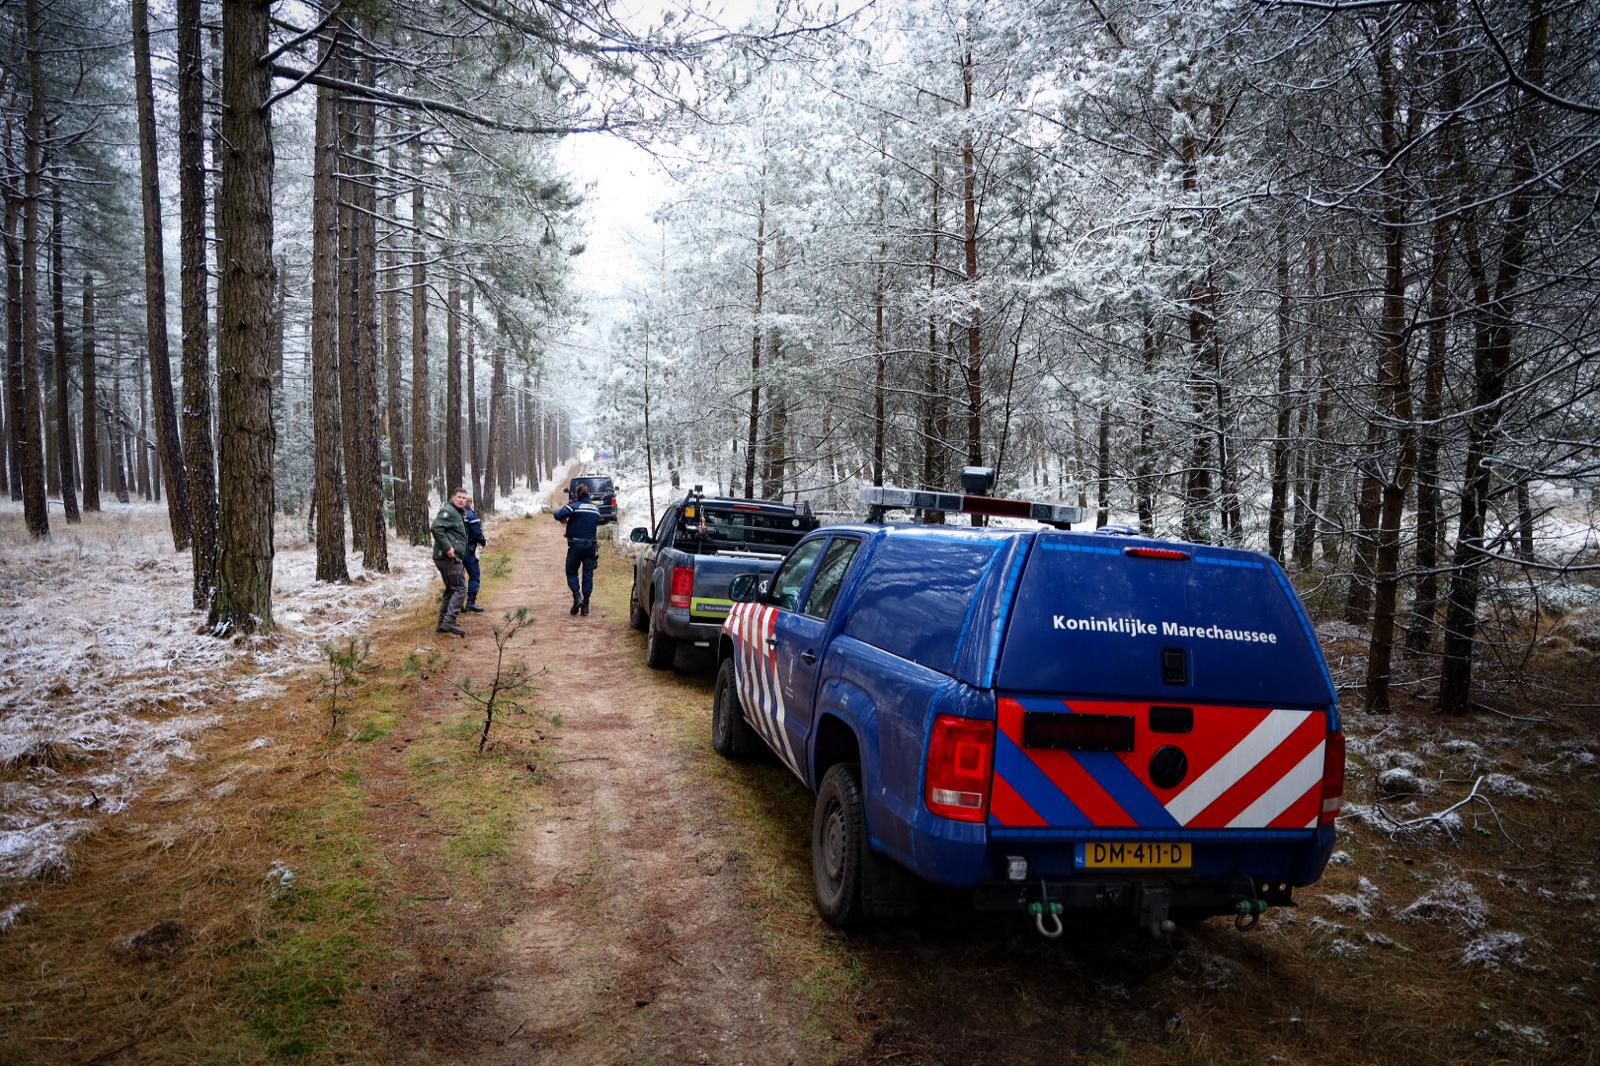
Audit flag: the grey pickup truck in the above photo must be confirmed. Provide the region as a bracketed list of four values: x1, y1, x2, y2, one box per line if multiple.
[628, 488, 819, 670]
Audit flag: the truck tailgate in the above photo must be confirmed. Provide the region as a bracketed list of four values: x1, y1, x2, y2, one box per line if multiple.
[990, 695, 1328, 832]
[685, 553, 785, 624]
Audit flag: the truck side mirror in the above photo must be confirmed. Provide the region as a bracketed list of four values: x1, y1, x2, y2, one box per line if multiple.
[728, 573, 764, 602]
[629, 527, 651, 544]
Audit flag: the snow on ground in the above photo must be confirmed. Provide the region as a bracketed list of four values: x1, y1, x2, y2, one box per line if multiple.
[0, 498, 438, 884]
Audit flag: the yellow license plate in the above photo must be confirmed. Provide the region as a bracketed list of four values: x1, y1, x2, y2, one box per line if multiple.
[1081, 842, 1191, 870]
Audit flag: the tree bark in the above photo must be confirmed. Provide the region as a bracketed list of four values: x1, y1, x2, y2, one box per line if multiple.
[2, 186, 16, 502]
[80, 274, 99, 511]
[408, 136, 431, 544]
[208, 0, 277, 636]
[745, 185, 765, 497]
[178, 0, 219, 605]
[353, 55, 387, 572]
[110, 312, 130, 504]
[49, 175, 79, 522]
[961, 42, 983, 470]
[1267, 224, 1294, 561]
[467, 286, 482, 503]
[335, 49, 366, 555]
[5, 189, 20, 504]
[17, 0, 50, 536]
[311, 46, 349, 583]
[1362, 32, 1417, 714]
[383, 149, 409, 537]
[132, 0, 191, 551]
[445, 203, 463, 494]
[482, 320, 505, 513]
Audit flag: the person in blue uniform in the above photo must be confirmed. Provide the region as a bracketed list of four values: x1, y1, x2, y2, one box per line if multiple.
[463, 497, 487, 612]
[552, 483, 602, 616]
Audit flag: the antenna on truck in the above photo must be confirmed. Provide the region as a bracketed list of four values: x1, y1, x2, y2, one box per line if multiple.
[860, 484, 1087, 530]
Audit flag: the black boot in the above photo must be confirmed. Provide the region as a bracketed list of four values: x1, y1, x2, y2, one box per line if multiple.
[569, 598, 581, 616]
[580, 599, 590, 616]
[464, 600, 485, 613]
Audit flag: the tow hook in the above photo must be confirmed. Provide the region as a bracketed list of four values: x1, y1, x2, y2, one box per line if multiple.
[1029, 881, 1064, 939]
[1235, 898, 1268, 931]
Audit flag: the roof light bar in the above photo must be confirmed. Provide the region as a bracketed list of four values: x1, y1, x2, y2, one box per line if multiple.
[860, 485, 1087, 528]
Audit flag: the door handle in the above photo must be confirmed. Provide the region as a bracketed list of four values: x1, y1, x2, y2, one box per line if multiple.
[765, 635, 778, 650]
[801, 650, 817, 664]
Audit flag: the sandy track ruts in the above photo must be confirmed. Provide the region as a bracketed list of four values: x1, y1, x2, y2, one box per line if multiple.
[472, 481, 812, 1066]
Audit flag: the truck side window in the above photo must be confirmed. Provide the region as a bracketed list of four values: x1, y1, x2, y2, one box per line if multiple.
[652, 507, 674, 544]
[800, 538, 860, 621]
[767, 539, 826, 612]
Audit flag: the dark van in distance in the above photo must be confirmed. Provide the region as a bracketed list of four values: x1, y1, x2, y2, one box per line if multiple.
[566, 475, 617, 524]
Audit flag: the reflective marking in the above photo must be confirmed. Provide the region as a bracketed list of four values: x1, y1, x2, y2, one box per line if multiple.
[1163, 710, 1309, 824]
[1229, 742, 1325, 828]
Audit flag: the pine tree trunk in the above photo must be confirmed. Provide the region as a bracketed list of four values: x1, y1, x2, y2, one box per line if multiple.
[1362, 33, 1417, 714]
[467, 287, 482, 503]
[80, 274, 100, 511]
[132, 0, 190, 551]
[383, 167, 409, 537]
[208, 0, 276, 636]
[1095, 405, 1111, 528]
[136, 348, 152, 500]
[1267, 226, 1293, 561]
[522, 367, 536, 490]
[960, 43, 983, 471]
[177, 0, 218, 605]
[745, 187, 765, 497]
[1135, 307, 1157, 535]
[111, 316, 130, 505]
[445, 204, 463, 494]
[335, 51, 366, 555]
[311, 45, 349, 582]
[352, 57, 386, 572]
[17, 0, 50, 536]
[922, 146, 946, 522]
[482, 326, 504, 513]
[5, 191, 24, 503]
[49, 176, 79, 523]
[408, 138, 431, 544]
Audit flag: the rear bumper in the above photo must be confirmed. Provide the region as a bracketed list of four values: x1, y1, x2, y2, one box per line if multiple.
[657, 606, 725, 644]
[888, 820, 1337, 900]
[973, 874, 1290, 924]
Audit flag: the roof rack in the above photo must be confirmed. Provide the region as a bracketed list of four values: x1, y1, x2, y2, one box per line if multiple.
[859, 485, 1087, 530]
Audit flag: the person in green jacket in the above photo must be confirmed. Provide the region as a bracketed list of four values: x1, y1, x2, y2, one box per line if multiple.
[431, 487, 471, 636]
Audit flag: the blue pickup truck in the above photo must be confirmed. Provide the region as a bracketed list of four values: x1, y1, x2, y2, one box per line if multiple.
[713, 487, 1344, 937]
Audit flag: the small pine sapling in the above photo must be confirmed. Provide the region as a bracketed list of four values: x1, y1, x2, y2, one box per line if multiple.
[452, 606, 543, 754]
[321, 636, 374, 738]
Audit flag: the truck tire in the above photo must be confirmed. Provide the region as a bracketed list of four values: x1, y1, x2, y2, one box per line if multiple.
[711, 657, 760, 759]
[628, 579, 648, 632]
[812, 763, 868, 928]
[645, 616, 678, 670]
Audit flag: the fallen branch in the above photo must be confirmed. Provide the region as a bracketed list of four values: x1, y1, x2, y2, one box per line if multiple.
[1375, 774, 1495, 841]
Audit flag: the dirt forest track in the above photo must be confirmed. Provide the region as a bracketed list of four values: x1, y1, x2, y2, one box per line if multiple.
[396, 478, 1215, 1066]
[466, 485, 814, 1065]
[408, 479, 1352, 1066]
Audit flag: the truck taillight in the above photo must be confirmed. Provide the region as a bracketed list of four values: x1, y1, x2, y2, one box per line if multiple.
[1320, 731, 1345, 825]
[669, 566, 694, 609]
[925, 715, 995, 822]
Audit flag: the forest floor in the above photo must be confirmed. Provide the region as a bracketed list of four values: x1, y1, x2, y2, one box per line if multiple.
[2, 477, 1598, 1065]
